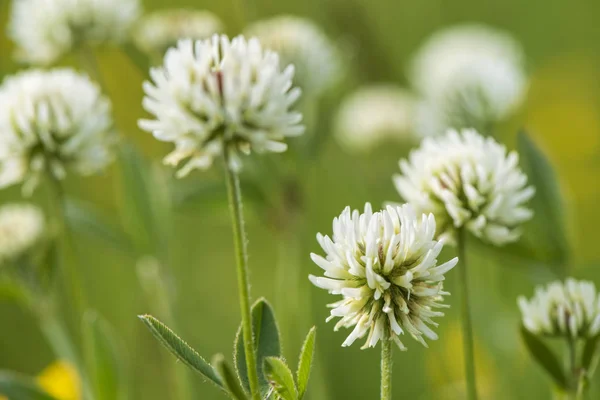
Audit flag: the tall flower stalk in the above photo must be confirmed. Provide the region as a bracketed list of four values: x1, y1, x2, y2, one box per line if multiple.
[457, 229, 478, 400]
[393, 128, 534, 399]
[380, 339, 393, 400]
[223, 149, 261, 400]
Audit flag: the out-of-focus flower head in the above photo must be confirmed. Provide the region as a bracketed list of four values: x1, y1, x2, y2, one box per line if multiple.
[409, 24, 528, 136]
[0, 69, 116, 195]
[0, 203, 45, 267]
[139, 35, 304, 175]
[309, 203, 457, 350]
[133, 9, 224, 57]
[393, 128, 534, 246]
[519, 278, 600, 339]
[9, 0, 142, 65]
[334, 84, 417, 153]
[38, 360, 81, 400]
[245, 15, 343, 97]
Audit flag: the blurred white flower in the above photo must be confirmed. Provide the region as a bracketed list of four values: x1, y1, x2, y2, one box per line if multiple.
[133, 9, 224, 57]
[409, 24, 527, 135]
[309, 203, 457, 350]
[139, 35, 304, 175]
[393, 128, 534, 246]
[245, 15, 343, 97]
[0, 69, 116, 195]
[334, 85, 416, 153]
[9, 0, 141, 65]
[519, 278, 600, 339]
[0, 204, 45, 266]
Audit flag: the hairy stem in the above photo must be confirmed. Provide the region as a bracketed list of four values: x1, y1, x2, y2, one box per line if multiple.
[223, 150, 260, 400]
[380, 339, 393, 400]
[458, 229, 478, 400]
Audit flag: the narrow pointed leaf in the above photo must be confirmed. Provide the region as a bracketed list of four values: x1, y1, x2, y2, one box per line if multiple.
[139, 315, 223, 389]
[83, 311, 128, 400]
[296, 327, 316, 399]
[517, 131, 570, 273]
[212, 354, 248, 400]
[0, 371, 58, 400]
[520, 326, 568, 388]
[234, 298, 281, 396]
[263, 357, 298, 400]
[64, 199, 134, 256]
[582, 334, 600, 376]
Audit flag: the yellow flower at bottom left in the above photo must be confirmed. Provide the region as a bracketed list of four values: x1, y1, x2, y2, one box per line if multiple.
[37, 361, 80, 400]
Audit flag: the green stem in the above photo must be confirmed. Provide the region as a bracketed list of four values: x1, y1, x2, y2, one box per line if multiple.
[380, 339, 393, 400]
[47, 175, 87, 333]
[223, 150, 260, 400]
[457, 229, 478, 400]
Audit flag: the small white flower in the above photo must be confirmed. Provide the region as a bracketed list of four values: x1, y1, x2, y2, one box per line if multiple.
[309, 203, 457, 350]
[8, 0, 141, 65]
[409, 24, 527, 135]
[133, 9, 224, 57]
[245, 15, 343, 97]
[334, 85, 416, 153]
[0, 69, 116, 195]
[519, 278, 600, 339]
[0, 204, 45, 266]
[393, 128, 534, 246]
[139, 35, 304, 175]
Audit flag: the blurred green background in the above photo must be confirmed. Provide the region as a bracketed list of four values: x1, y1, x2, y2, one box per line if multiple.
[1, 0, 600, 399]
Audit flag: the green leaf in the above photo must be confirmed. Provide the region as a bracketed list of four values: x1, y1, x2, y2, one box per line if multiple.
[520, 326, 568, 389]
[582, 334, 600, 376]
[116, 145, 171, 256]
[234, 298, 281, 397]
[121, 41, 150, 76]
[212, 354, 248, 400]
[296, 327, 316, 399]
[138, 314, 223, 389]
[263, 357, 298, 400]
[83, 311, 128, 400]
[517, 131, 570, 273]
[0, 371, 58, 400]
[64, 198, 134, 256]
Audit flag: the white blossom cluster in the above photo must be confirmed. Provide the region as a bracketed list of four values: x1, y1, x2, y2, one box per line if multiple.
[139, 35, 304, 175]
[9, 0, 141, 65]
[394, 129, 534, 246]
[309, 203, 457, 350]
[0, 204, 45, 266]
[0, 69, 116, 195]
[519, 279, 600, 339]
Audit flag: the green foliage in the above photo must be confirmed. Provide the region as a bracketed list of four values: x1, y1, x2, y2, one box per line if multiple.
[296, 327, 316, 399]
[234, 298, 281, 397]
[0, 371, 58, 400]
[582, 334, 600, 377]
[64, 198, 134, 256]
[263, 357, 298, 400]
[83, 311, 128, 400]
[520, 326, 568, 389]
[515, 131, 570, 274]
[212, 354, 249, 400]
[138, 314, 224, 390]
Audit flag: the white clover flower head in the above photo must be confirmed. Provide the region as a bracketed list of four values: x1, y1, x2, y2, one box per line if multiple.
[0, 69, 116, 195]
[245, 15, 343, 97]
[409, 24, 527, 134]
[0, 204, 45, 266]
[309, 203, 457, 350]
[519, 278, 600, 339]
[334, 85, 417, 153]
[393, 128, 534, 246]
[133, 9, 224, 57]
[139, 35, 304, 175]
[9, 0, 141, 65]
